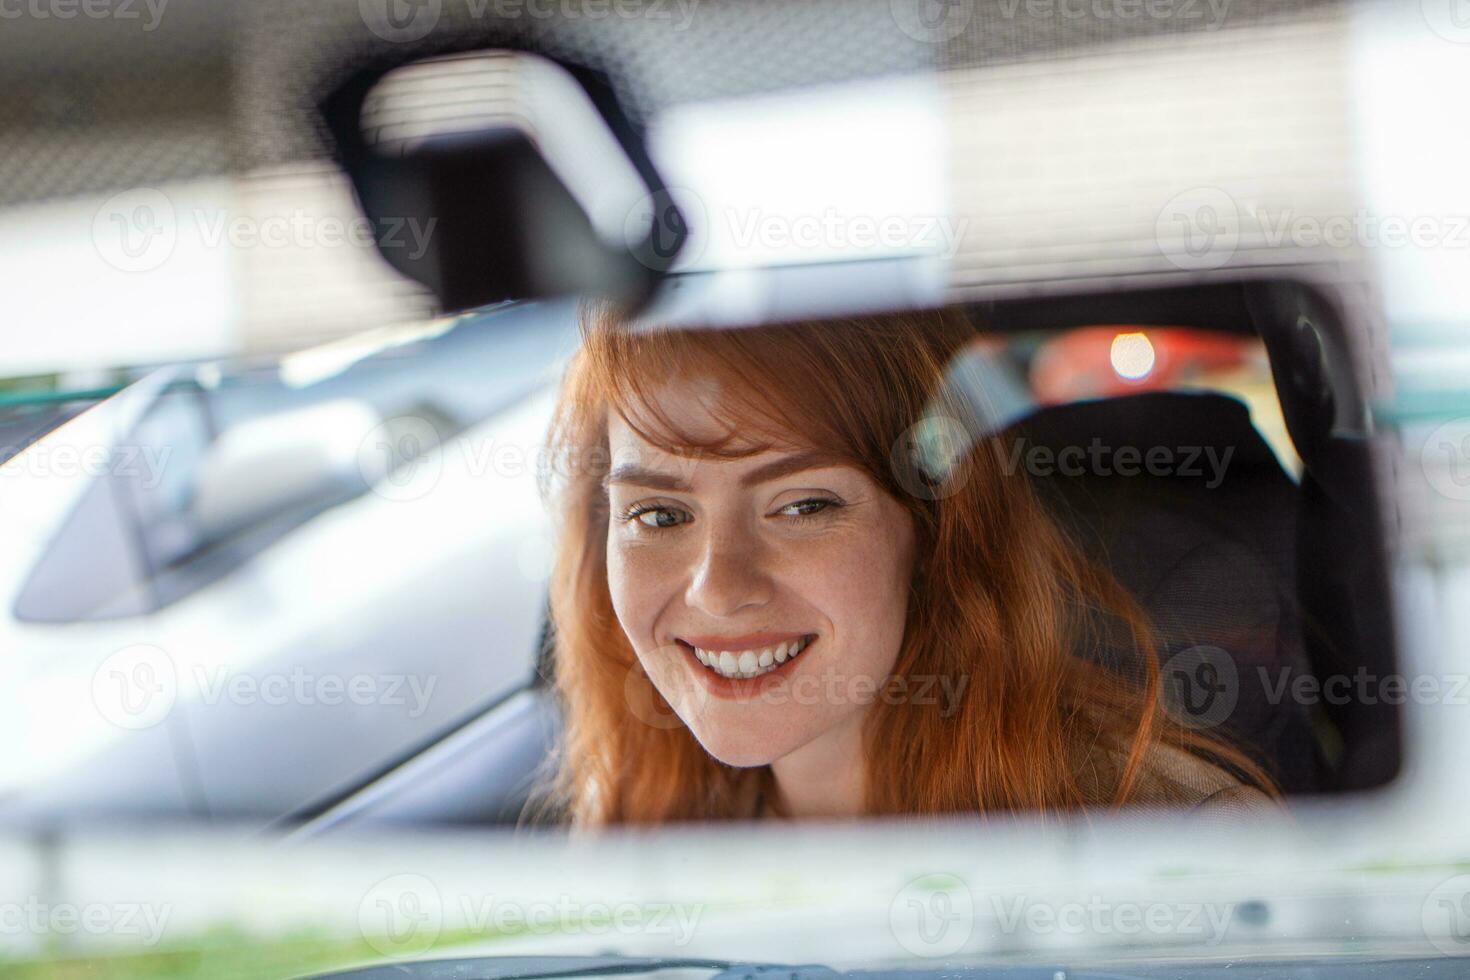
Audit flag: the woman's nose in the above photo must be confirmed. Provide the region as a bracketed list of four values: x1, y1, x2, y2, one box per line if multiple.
[684, 530, 773, 618]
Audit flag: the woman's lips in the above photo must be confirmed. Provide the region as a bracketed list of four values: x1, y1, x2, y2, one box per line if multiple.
[674, 634, 816, 681]
[680, 632, 811, 651]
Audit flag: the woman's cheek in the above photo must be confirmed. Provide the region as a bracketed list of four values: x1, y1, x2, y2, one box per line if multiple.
[607, 538, 673, 647]
[805, 513, 914, 668]
[813, 513, 909, 590]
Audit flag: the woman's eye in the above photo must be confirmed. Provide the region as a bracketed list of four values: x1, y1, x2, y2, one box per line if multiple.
[628, 506, 689, 529]
[777, 498, 837, 518]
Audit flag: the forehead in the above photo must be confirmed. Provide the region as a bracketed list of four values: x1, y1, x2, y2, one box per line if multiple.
[605, 410, 769, 480]
[606, 376, 801, 459]
[610, 379, 729, 444]
[605, 405, 851, 494]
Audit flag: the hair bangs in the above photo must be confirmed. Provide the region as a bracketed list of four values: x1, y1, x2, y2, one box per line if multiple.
[585, 318, 854, 464]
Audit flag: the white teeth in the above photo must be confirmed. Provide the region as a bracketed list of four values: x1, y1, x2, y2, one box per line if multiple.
[687, 637, 812, 679]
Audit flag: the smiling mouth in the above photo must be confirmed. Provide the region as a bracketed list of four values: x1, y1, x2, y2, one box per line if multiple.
[675, 635, 816, 680]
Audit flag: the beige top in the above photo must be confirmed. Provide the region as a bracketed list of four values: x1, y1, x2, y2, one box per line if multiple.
[1123, 741, 1278, 817]
[752, 741, 1278, 820]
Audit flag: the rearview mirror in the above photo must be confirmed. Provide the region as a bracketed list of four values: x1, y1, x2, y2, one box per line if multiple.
[322, 49, 686, 313]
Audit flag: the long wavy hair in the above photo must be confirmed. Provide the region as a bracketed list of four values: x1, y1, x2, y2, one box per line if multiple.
[539, 305, 1273, 826]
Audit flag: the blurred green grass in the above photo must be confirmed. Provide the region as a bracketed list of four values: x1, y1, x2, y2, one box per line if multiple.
[0, 925, 509, 980]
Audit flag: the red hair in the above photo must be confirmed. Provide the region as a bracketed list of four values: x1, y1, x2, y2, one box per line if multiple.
[540, 306, 1273, 825]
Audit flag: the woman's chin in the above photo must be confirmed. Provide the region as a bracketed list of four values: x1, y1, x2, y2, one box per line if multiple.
[683, 725, 788, 769]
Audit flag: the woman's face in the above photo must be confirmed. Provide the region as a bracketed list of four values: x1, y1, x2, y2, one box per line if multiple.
[604, 382, 918, 768]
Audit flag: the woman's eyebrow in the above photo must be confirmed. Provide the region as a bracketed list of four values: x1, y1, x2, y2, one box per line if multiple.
[737, 450, 850, 487]
[603, 450, 848, 493]
[603, 466, 691, 492]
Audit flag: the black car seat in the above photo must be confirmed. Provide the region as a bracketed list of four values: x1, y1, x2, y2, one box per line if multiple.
[1004, 391, 1324, 793]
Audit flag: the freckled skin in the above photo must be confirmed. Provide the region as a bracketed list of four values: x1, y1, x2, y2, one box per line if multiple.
[604, 384, 916, 815]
